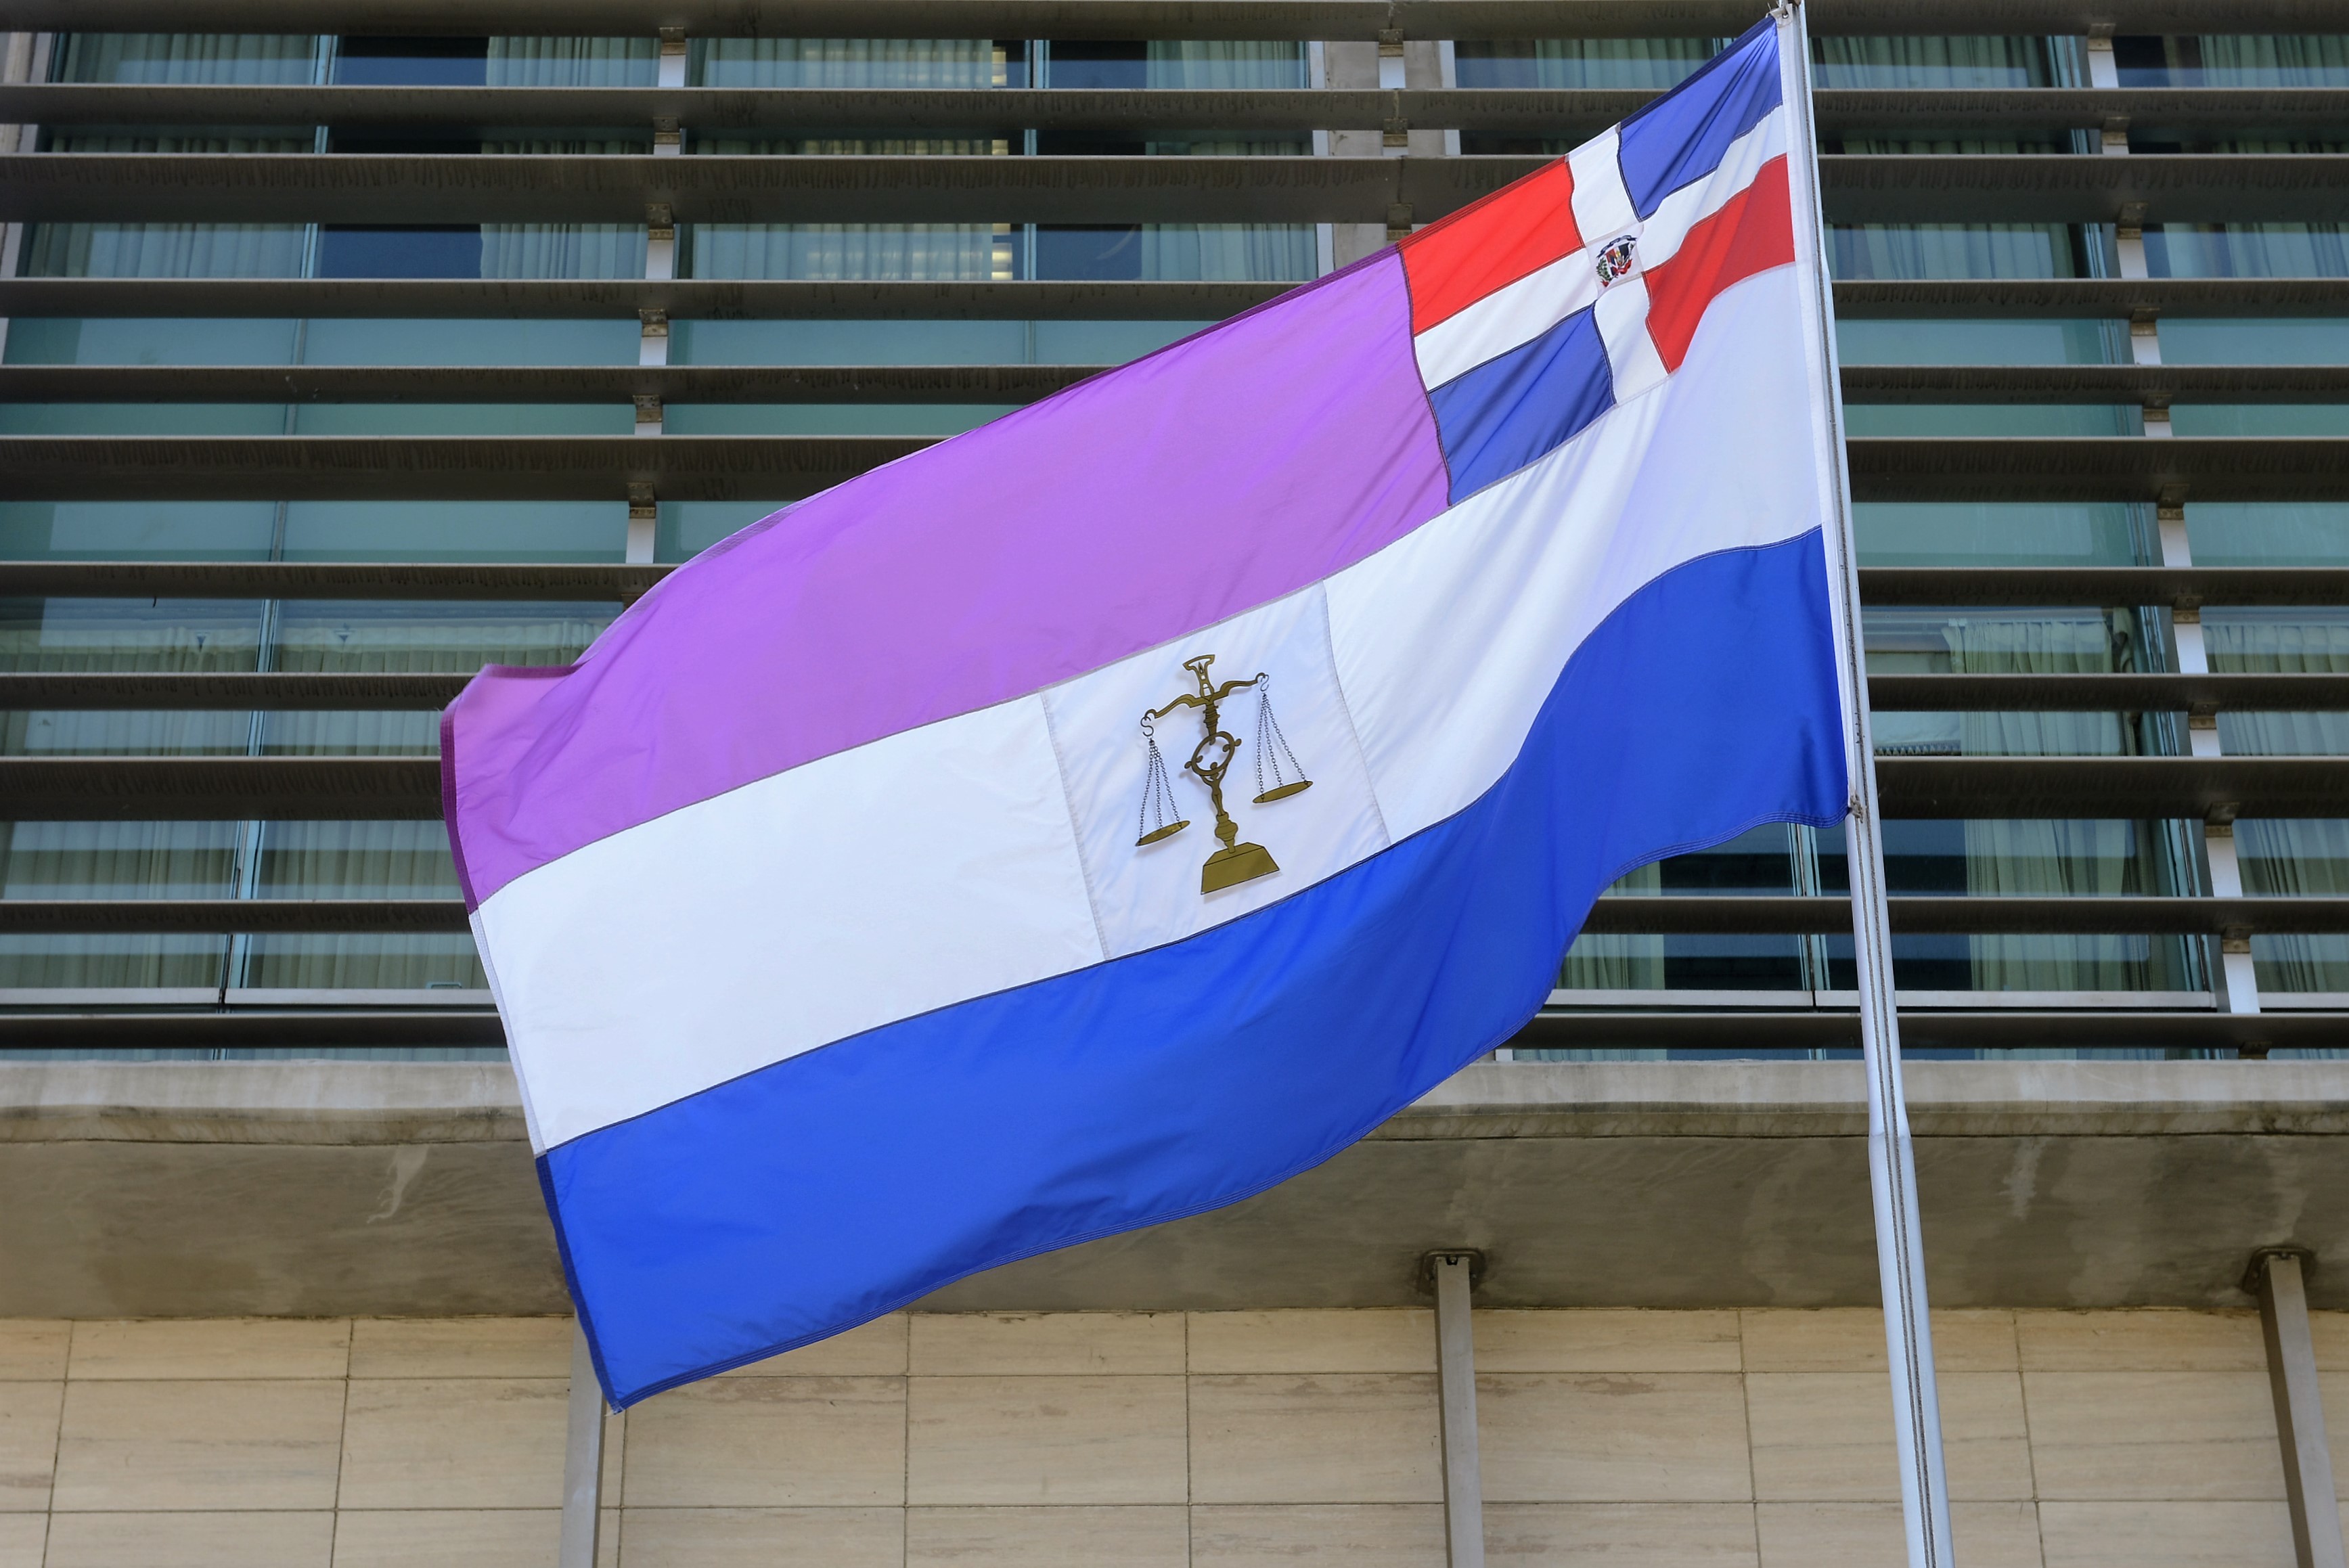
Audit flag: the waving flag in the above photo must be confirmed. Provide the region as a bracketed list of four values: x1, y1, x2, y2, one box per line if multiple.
[445, 16, 1850, 1408]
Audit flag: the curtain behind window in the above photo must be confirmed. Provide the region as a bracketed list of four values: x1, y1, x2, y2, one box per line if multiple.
[478, 41, 659, 277]
[1454, 39, 1725, 89]
[2239, 818, 2349, 991]
[1829, 224, 2078, 279]
[694, 38, 1000, 87]
[1812, 36, 2067, 87]
[1559, 861, 1665, 989]
[2145, 225, 2349, 277]
[2191, 36, 2349, 85]
[2208, 610, 2349, 757]
[487, 37, 658, 86]
[1145, 41, 1309, 87]
[0, 821, 238, 988]
[57, 32, 316, 83]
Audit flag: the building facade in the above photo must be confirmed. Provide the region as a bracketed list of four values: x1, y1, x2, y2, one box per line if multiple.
[0, 2, 2345, 1565]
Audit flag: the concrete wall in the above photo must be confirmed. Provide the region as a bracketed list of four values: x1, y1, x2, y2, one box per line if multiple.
[0, 1306, 2338, 1567]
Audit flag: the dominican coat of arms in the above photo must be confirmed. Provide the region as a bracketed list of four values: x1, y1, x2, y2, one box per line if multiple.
[1595, 234, 1638, 288]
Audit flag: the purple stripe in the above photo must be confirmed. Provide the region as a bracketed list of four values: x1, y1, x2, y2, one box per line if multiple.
[447, 252, 1450, 907]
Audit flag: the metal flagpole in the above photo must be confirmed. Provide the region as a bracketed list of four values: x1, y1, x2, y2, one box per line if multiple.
[1773, 5, 1958, 1565]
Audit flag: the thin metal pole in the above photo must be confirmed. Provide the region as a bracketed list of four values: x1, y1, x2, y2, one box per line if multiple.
[1429, 1251, 1485, 1568]
[1775, 7, 1956, 1566]
[2252, 1249, 2348, 1568]
[559, 1320, 606, 1568]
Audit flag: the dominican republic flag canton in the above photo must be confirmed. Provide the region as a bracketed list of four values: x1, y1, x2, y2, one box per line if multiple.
[444, 15, 1852, 1408]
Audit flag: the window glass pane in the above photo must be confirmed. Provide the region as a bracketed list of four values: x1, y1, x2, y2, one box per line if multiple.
[0, 821, 238, 989]
[1454, 39, 1726, 89]
[21, 223, 307, 278]
[0, 403, 292, 436]
[334, 36, 488, 86]
[2239, 818, 2349, 991]
[2159, 319, 2349, 364]
[686, 224, 1014, 281]
[1853, 502, 2146, 566]
[300, 319, 638, 365]
[692, 38, 1006, 87]
[259, 600, 611, 758]
[1561, 825, 1807, 992]
[674, 319, 1031, 365]
[278, 502, 625, 562]
[659, 501, 792, 561]
[1820, 820, 2200, 990]
[2206, 609, 2349, 756]
[1835, 319, 2120, 365]
[1864, 608, 2145, 758]
[2186, 503, 2349, 564]
[289, 403, 632, 436]
[0, 502, 278, 561]
[1812, 35, 2071, 87]
[58, 32, 317, 84]
[664, 404, 1010, 436]
[2121, 36, 2349, 86]
[2145, 225, 2349, 277]
[1843, 403, 2139, 437]
[2170, 405, 2349, 436]
[487, 37, 658, 86]
[3, 318, 303, 366]
[0, 598, 260, 759]
[1829, 225, 2081, 279]
[242, 820, 483, 990]
[316, 226, 484, 279]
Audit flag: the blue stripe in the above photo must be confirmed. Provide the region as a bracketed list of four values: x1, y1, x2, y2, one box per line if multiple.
[546, 529, 1850, 1407]
[1425, 305, 1615, 504]
[1617, 18, 1782, 219]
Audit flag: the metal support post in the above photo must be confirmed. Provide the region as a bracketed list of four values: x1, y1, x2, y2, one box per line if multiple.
[1427, 1251, 1485, 1568]
[1778, 8, 1955, 1565]
[560, 1320, 607, 1568]
[2251, 1249, 2348, 1568]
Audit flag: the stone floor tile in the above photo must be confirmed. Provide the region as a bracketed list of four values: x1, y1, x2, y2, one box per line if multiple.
[339, 1378, 568, 1510]
[51, 1378, 344, 1510]
[910, 1374, 1186, 1504]
[614, 1506, 904, 1567]
[1741, 1309, 2017, 1372]
[1477, 1372, 1750, 1503]
[1189, 1503, 1447, 1567]
[912, 1312, 1184, 1375]
[0, 1324, 67, 1382]
[1189, 1374, 1442, 1504]
[1758, 1502, 2043, 1568]
[1747, 1371, 2032, 1501]
[906, 1504, 1189, 1565]
[623, 1376, 905, 1507]
[1474, 1312, 1741, 1374]
[2015, 1309, 2266, 1372]
[721, 1315, 907, 1377]
[331, 1509, 560, 1567]
[43, 1510, 334, 1568]
[349, 1318, 571, 1379]
[1483, 1501, 1760, 1565]
[0, 1513, 40, 1568]
[1186, 1311, 1435, 1374]
[0, 1381, 60, 1511]
[2023, 1369, 2285, 1500]
[68, 1318, 351, 1380]
[2038, 1500, 2294, 1567]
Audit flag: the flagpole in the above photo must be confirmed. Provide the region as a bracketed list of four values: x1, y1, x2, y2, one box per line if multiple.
[1774, 5, 1958, 1566]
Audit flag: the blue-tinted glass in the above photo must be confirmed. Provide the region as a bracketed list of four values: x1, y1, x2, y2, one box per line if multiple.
[663, 404, 1011, 436]
[1842, 405, 2141, 437]
[659, 500, 792, 561]
[3, 318, 303, 366]
[1852, 503, 2146, 566]
[290, 403, 632, 436]
[301, 318, 637, 365]
[279, 502, 625, 562]
[1835, 319, 2119, 365]
[2187, 503, 2349, 565]
[2170, 405, 2349, 437]
[1043, 41, 1148, 88]
[316, 226, 483, 279]
[0, 502, 277, 561]
[2160, 319, 2349, 364]
[1037, 226, 1143, 280]
[0, 404, 292, 436]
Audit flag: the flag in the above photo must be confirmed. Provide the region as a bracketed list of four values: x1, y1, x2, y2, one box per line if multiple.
[443, 15, 1850, 1408]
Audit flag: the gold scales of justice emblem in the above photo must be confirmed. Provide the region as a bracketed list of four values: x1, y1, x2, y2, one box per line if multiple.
[1134, 653, 1313, 894]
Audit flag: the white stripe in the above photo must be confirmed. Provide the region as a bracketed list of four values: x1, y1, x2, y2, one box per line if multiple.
[1412, 109, 1787, 393]
[1337, 267, 1825, 838]
[1566, 131, 1637, 250]
[485, 267, 1821, 1152]
[480, 698, 1104, 1152]
[1592, 275, 1670, 406]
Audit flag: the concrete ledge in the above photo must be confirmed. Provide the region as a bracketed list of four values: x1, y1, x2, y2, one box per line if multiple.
[2, 1057, 2344, 1318]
